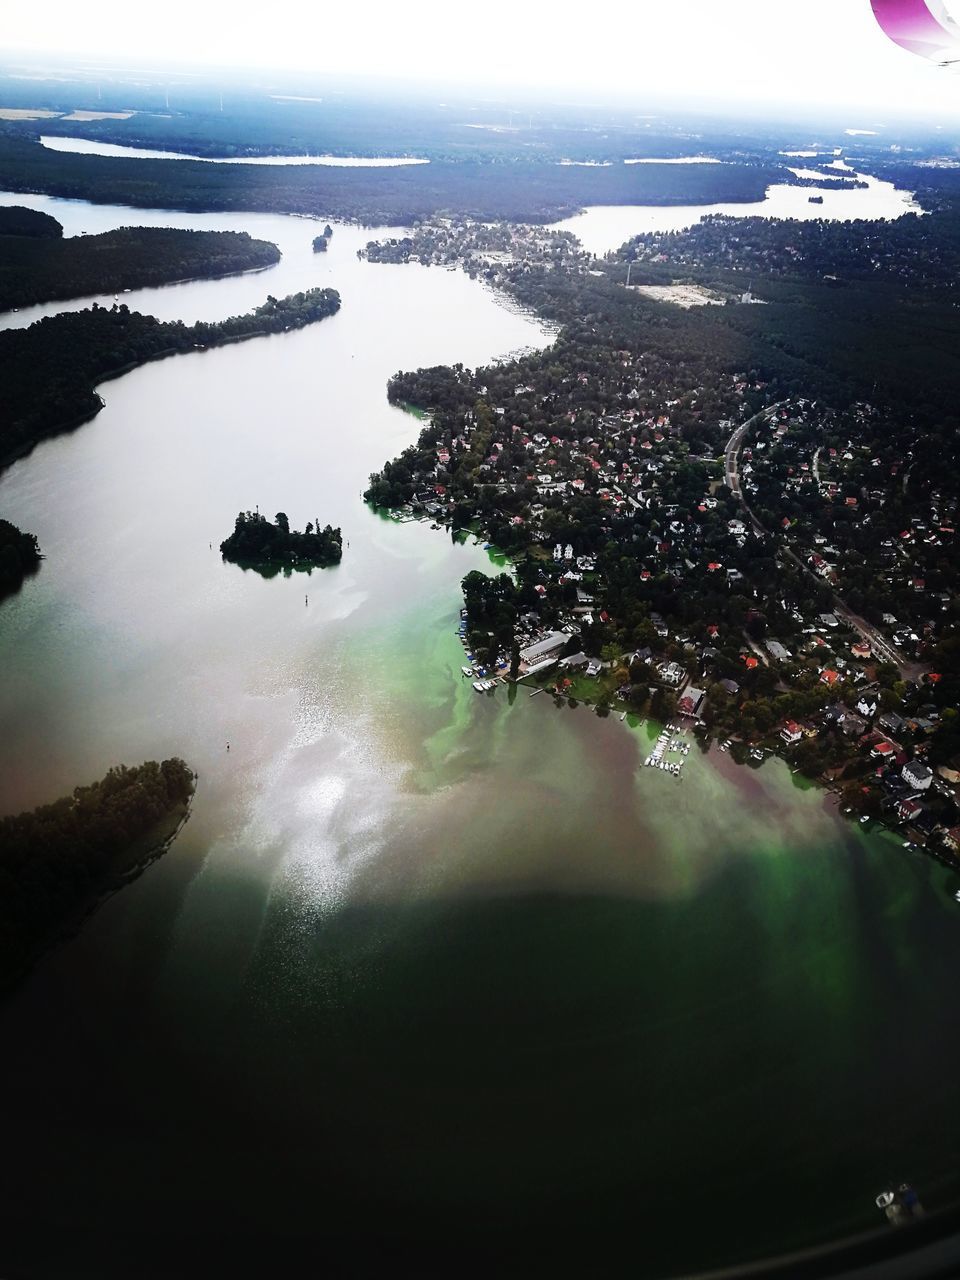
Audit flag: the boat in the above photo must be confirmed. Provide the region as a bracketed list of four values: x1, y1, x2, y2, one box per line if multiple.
[461, 666, 474, 677]
[472, 681, 485, 692]
[620, 712, 627, 721]
[876, 1183, 924, 1223]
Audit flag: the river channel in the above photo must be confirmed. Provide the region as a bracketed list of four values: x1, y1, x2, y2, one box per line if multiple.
[0, 184, 958, 1276]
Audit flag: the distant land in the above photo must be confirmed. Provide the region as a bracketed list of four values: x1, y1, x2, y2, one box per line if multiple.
[0, 134, 786, 224]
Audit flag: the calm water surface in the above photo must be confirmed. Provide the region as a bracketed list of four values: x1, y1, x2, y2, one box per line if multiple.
[0, 190, 958, 1276]
[38, 134, 430, 165]
[550, 165, 922, 255]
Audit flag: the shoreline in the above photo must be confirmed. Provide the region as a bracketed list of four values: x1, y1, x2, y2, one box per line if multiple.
[425, 507, 960, 879]
[0, 305, 337, 479]
[0, 253, 280, 320]
[2, 780, 197, 996]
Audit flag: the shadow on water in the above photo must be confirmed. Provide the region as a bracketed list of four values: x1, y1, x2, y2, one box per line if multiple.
[3, 846, 960, 1278]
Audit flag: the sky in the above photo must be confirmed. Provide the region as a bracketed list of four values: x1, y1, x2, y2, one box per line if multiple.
[5, 0, 960, 120]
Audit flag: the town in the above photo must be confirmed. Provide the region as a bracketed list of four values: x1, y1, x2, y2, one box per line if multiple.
[364, 212, 960, 870]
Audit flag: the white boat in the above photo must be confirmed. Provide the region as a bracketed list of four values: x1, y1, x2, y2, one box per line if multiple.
[461, 666, 474, 677]
[472, 681, 485, 692]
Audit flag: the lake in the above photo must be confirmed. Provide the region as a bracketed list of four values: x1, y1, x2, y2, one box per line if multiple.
[0, 186, 958, 1276]
[38, 134, 430, 165]
[550, 164, 922, 256]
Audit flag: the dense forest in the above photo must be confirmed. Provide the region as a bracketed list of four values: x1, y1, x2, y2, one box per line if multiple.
[0, 287, 341, 470]
[0, 517, 41, 599]
[221, 510, 343, 571]
[0, 133, 787, 224]
[0, 758, 195, 990]
[0, 204, 61, 238]
[0, 224, 281, 310]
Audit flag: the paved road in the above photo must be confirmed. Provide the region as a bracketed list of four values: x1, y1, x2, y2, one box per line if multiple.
[723, 412, 923, 680]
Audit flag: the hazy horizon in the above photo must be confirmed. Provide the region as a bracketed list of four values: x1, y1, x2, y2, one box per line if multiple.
[4, 0, 960, 124]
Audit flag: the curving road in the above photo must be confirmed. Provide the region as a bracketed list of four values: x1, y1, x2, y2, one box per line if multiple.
[724, 412, 922, 679]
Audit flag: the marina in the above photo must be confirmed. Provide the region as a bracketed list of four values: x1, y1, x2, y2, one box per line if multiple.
[644, 726, 692, 777]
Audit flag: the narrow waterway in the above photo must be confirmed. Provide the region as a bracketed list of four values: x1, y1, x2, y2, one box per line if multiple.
[550, 164, 922, 255]
[0, 189, 958, 1276]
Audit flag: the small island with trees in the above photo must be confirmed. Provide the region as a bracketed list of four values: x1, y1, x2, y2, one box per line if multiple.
[0, 758, 196, 990]
[220, 510, 343, 574]
[312, 225, 333, 252]
[0, 518, 41, 601]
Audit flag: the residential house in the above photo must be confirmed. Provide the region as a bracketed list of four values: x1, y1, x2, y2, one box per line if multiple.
[678, 687, 706, 717]
[878, 711, 907, 737]
[902, 760, 934, 792]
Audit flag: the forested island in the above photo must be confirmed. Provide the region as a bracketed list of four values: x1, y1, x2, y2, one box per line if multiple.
[0, 518, 41, 600]
[0, 219, 281, 310]
[0, 758, 195, 990]
[220, 510, 343, 572]
[313, 225, 332, 252]
[0, 287, 341, 471]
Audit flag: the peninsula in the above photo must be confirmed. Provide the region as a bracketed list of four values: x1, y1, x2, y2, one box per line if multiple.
[0, 215, 281, 311]
[0, 518, 41, 601]
[0, 288, 341, 473]
[0, 758, 196, 990]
